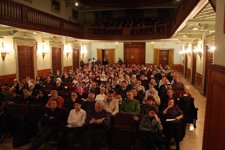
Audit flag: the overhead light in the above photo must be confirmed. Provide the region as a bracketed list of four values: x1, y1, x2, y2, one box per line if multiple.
[75, 2, 79, 6]
[192, 27, 199, 31]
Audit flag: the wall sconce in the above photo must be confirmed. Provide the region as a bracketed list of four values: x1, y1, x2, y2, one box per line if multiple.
[193, 48, 203, 58]
[208, 46, 216, 53]
[40, 42, 48, 59]
[0, 42, 9, 61]
[64, 44, 72, 58]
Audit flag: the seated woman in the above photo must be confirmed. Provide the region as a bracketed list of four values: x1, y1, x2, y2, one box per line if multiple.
[178, 86, 197, 125]
[162, 98, 184, 150]
[57, 101, 86, 150]
[139, 108, 163, 150]
[29, 99, 64, 150]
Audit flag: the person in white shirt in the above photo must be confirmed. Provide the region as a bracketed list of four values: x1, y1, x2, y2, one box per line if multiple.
[104, 90, 119, 116]
[57, 101, 86, 150]
[95, 87, 107, 102]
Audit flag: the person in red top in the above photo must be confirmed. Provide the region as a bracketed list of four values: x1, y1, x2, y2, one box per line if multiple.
[46, 90, 65, 108]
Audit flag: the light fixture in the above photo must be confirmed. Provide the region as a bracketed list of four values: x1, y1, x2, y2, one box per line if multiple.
[75, 2, 79, 6]
[64, 44, 72, 58]
[41, 42, 47, 59]
[208, 46, 216, 53]
[0, 42, 9, 61]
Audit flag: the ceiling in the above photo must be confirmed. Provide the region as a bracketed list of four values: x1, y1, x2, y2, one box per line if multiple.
[0, 1, 215, 44]
[172, 2, 216, 42]
[65, 0, 182, 10]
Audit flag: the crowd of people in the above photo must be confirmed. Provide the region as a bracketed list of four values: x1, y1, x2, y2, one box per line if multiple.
[0, 62, 197, 150]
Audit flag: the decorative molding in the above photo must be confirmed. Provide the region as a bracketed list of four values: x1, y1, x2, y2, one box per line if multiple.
[0, 74, 16, 85]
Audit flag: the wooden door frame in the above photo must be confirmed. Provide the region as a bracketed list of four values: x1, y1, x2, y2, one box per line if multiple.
[154, 49, 174, 67]
[14, 38, 37, 80]
[97, 49, 115, 64]
[50, 42, 63, 74]
[184, 54, 188, 78]
[124, 42, 145, 65]
[72, 48, 80, 70]
[192, 52, 197, 85]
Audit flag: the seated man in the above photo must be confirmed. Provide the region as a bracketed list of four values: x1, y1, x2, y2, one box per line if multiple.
[57, 101, 86, 150]
[81, 101, 111, 150]
[29, 99, 64, 150]
[162, 98, 184, 150]
[103, 90, 119, 116]
[141, 95, 159, 116]
[46, 90, 65, 108]
[139, 108, 163, 150]
[120, 91, 140, 116]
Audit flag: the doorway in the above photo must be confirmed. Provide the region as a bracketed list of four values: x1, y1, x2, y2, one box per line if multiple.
[159, 50, 169, 67]
[154, 49, 174, 67]
[73, 48, 80, 69]
[17, 45, 35, 80]
[192, 53, 197, 85]
[97, 49, 115, 64]
[124, 42, 145, 65]
[52, 47, 62, 74]
[204, 45, 214, 96]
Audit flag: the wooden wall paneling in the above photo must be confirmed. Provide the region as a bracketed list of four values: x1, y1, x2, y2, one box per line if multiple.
[204, 46, 214, 96]
[37, 69, 52, 78]
[154, 49, 159, 66]
[184, 54, 188, 78]
[72, 48, 80, 70]
[159, 50, 169, 67]
[97, 49, 102, 64]
[0, 74, 17, 85]
[168, 49, 174, 68]
[108, 49, 115, 64]
[64, 66, 72, 73]
[203, 64, 225, 150]
[196, 72, 203, 92]
[52, 47, 62, 74]
[192, 53, 197, 85]
[17, 45, 35, 80]
[187, 68, 191, 82]
[124, 42, 145, 65]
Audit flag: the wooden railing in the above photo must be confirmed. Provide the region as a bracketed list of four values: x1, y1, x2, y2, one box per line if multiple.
[0, 0, 199, 40]
[0, 0, 82, 37]
[84, 23, 168, 40]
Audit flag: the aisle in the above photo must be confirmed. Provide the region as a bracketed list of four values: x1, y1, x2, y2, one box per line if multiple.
[179, 76, 206, 150]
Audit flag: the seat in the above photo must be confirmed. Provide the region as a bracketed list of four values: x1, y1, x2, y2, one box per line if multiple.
[109, 112, 136, 150]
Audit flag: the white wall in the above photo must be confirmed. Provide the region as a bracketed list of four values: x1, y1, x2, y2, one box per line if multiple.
[0, 37, 16, 75]
[151, 41, 183, 64]
[214, 0, 225, 66]
[35, 37, 52, 70]
[145, 42, 154, 64]
[90, 41, 124, 63]
[196, 55, 203, 74]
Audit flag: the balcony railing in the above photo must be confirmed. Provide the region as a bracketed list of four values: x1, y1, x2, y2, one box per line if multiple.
[0, 0, 198, 40]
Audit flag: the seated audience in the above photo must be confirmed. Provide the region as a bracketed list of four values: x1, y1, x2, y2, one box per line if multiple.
[57, 101, 86, 150]
[139, 108, 163, 150]
[103, 90, 119, 116]
[29, 99, 64, 150]
[162, 98, 184, 150]
[120, 91, 140, 116]
[46, 90, 65, 108]
[81, 101, 111, 150]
